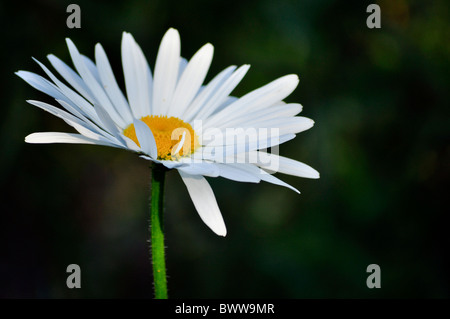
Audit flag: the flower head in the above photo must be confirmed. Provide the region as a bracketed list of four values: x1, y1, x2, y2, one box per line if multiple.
[17, 28, 319, 236]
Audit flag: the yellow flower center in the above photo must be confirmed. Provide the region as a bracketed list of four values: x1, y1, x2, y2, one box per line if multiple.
[123, 115, 199, 160]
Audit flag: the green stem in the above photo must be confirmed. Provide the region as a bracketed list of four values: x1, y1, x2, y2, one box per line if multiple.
[150, 163, 168, 299]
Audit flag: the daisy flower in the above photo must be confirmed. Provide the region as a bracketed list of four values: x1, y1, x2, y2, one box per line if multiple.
[17, 28, 319, 237]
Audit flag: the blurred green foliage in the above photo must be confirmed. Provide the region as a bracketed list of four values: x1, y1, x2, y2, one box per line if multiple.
[0, 0, 448, 298]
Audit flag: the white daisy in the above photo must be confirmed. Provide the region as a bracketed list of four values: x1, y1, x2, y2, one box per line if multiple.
[17, 28, 319, 237]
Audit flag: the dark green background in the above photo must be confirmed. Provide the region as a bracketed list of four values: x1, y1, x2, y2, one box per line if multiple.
[1, 0, 448, 298]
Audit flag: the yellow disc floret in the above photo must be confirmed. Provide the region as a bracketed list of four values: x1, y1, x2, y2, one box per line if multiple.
[123, 115, 199, 160]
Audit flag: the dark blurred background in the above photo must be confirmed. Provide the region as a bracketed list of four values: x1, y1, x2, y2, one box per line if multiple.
[1, 0, 448, 298]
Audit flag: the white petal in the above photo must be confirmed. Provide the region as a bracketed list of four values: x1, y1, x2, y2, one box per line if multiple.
[198, 133, 296, 161]
[158, 160, 187, 169]
[255, 152, 320, 179]
[172, 131, 186, 156]
[216, 163, 261, 183]
[242, 116, 314, 136]
[178, 57, 188, 80]
[152, 28, 180, 116]
[201, 126, 295, 147]
[179, 171, 227, 236]
[219, 103, 302, 128]
[55, 99, 102, 134]
[95, 43, 133, 125]
[193, 64, 250, 120]
[140, 155, 153, 161]
[16, 71, 68, 102]
[207, 96, 239, 117]
[81, 54, 101, 83]
[34, 58, 102, 121]
[133, 119, 157, 158]
[18, 67, 101, 125]
[27, 100, 102, 140]
[66, 39, 125, 127]
[205, 74, 299, 129]
[259, 170, 300, 194]
[121, 32, 153, 118]
[177, 162, 220, 177]
[93, 103, 126, 145]
[182, 65, 237, 122]
[168, 43, 214, 118]
[47, 54, 96, 103]
[121, 134, 142, 152]
[25, 132, 118, 147]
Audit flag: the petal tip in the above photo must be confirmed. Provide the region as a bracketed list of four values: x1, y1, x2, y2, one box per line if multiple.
[65, 38, 74, 46]
[164, 28, 180, 41]
[288, 74, 300, 87]
[214, 227, 227, 237]
[167, 27, 179, 34]
[202, 43, 214, 56]
[24, 134, 35, 143]
[312, 170, 320, 179]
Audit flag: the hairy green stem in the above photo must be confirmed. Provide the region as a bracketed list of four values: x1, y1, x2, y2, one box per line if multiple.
[150, 163, 168, 299]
